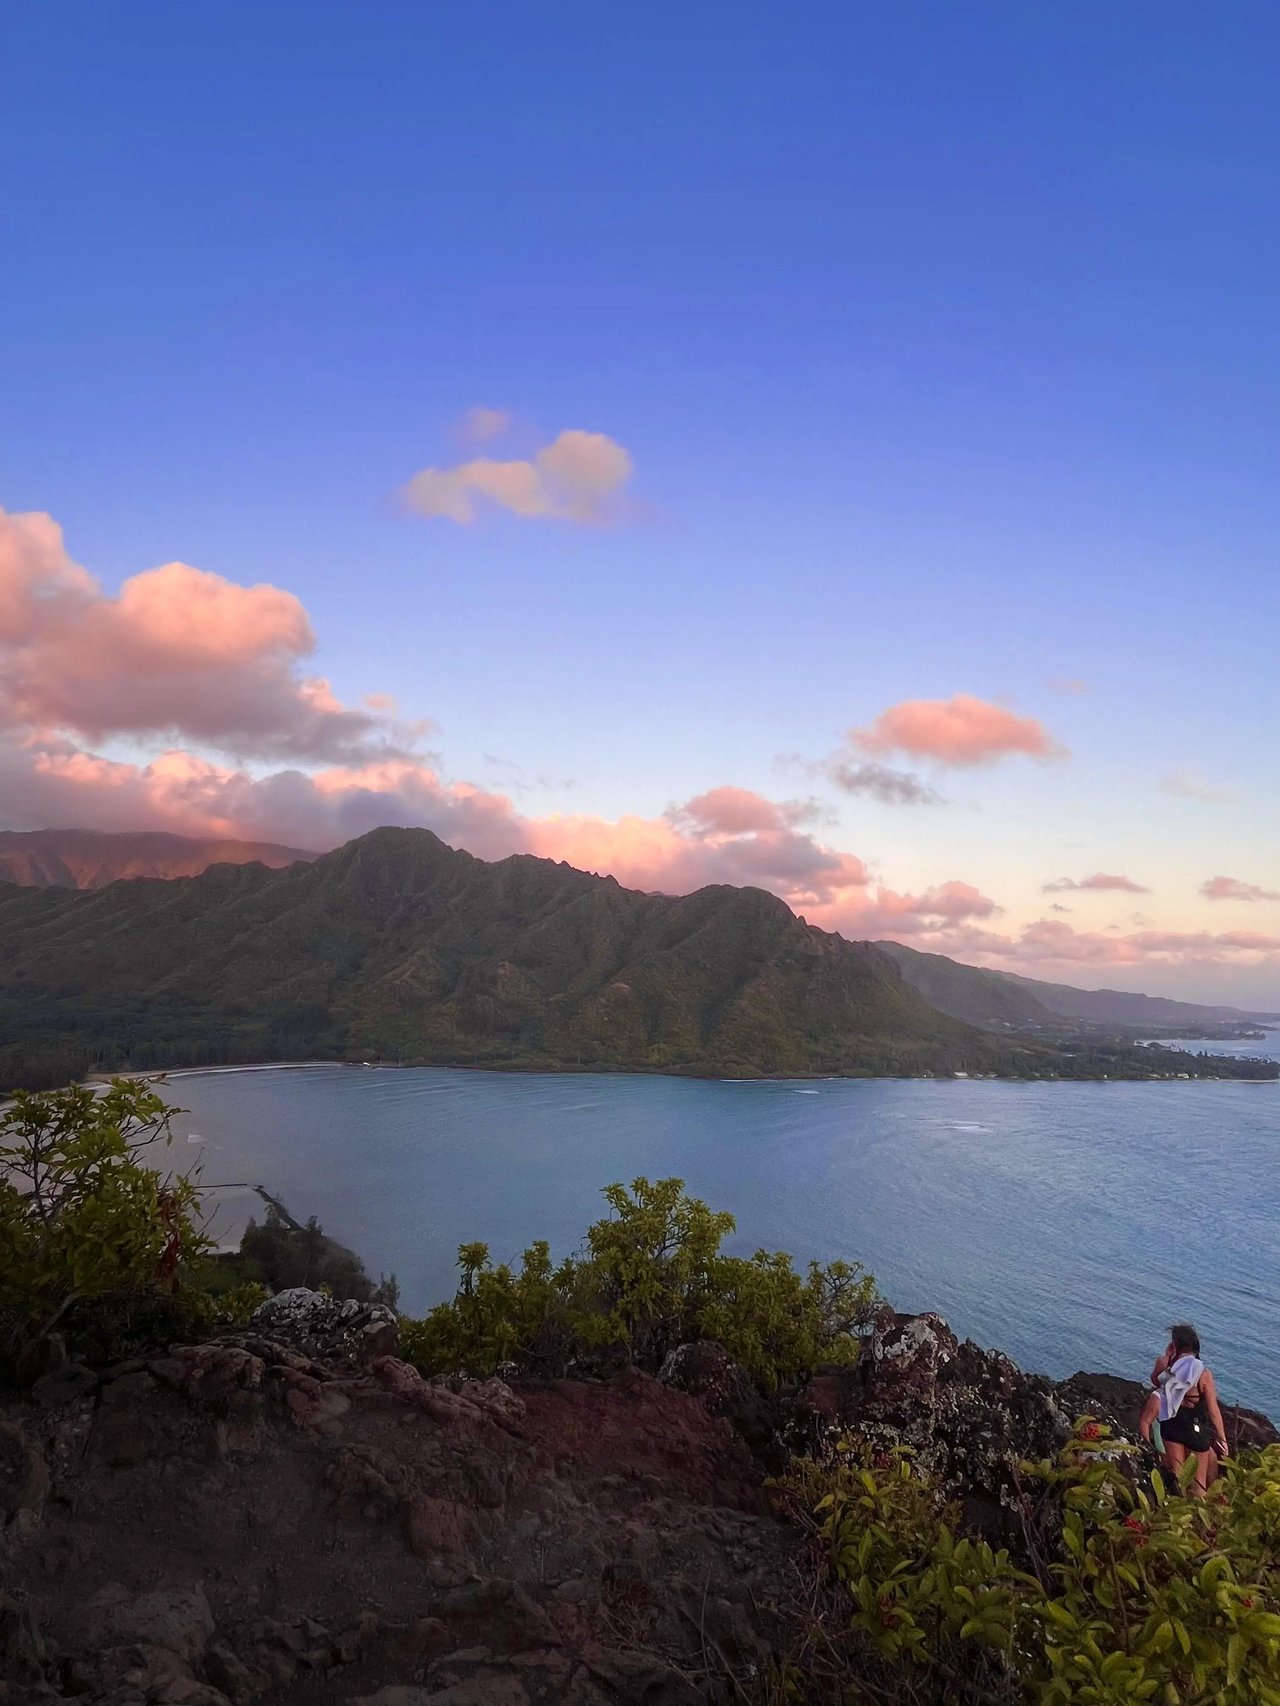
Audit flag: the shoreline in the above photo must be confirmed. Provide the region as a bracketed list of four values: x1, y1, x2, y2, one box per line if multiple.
[92, 1054, 1279, 1089]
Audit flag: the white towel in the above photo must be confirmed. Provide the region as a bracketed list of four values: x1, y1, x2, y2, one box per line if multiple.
[1158, 1353, 1205, 1423]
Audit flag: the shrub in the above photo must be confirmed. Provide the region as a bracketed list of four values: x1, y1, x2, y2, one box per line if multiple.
[0, 1079, 207, 1332]
[399, 1176, 879, 1390]
[213, 1281, 272, 1325]
[772, 1423, 1280, 1704]
[399, 1239, 583, 1377]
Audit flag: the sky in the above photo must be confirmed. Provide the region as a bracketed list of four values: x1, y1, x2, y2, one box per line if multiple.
[2, 4, 1279, 1003]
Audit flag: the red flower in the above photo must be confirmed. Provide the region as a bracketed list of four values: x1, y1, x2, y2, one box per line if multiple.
[1079, 1421, 1102, 1442]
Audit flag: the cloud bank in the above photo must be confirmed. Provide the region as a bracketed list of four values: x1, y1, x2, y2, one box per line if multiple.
[948, 918, 1280, 972]
[0, 509, 422, 764]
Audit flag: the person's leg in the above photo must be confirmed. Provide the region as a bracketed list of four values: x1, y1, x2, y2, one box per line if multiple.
[1139, 1390, 1160, 1441]
[1164, 1441, 1190, 1490]
[1191, 1450, 1213, 1497]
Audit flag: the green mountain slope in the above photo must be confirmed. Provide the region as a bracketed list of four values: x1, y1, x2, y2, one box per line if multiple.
[878, 940, 1279, 1030]
[873, 943, 1054, 1025]
[0, 827, 1045, 1087]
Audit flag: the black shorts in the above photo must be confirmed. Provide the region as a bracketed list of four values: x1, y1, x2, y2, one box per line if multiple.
[1160, 1404, 1213, 1450]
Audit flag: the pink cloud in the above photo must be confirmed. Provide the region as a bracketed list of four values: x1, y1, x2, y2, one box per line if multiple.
[531, 790, 869, 909]
[457, 406, 512, 445]
[1201, 875, 1280, 903]
[851, 694, 1062, 767]
[0, 508, 413, 764]
[833, 880, 1001, 939]
[927, 917, 1280, 971]
[1042, 872, 1150, 894]
[404, 429, 633, 525]
[668, 785, 821, 837]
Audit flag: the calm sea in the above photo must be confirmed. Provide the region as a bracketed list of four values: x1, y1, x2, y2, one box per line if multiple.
[166, 1051, 1280, 1416]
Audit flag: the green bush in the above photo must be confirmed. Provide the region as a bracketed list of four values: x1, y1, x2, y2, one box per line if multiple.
[772, 1423, 1280, 1704]
[0, 1079, 207, 1330]
[399, 1176, 879, 1390]
[399, 1238, 583, 1377]
[212, 1280, 272, 1325]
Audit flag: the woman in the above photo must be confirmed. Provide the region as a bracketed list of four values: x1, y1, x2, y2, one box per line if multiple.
[1142, 1323, 1229, 1495]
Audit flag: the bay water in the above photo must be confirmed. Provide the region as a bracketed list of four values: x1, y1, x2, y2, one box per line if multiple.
[168, 1060, 1280, 1416]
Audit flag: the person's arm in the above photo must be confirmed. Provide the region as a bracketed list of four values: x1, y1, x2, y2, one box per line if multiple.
[1201, 1368, 1229, 1456]
[1151, 1348, 1171, 1386]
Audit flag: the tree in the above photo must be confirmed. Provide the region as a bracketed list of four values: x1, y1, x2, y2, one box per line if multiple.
[0, 1078, 206, 1326]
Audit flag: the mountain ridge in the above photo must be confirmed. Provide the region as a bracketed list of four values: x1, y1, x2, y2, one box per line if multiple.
[1, 828, 1272, 1027]
[0, 827, 316, 889]
[878, 941, 1279, 1030]
[0, 825, 1047, 1088]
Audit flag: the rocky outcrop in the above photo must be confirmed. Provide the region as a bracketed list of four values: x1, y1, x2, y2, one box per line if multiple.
[794, 1308, 1072, 1539]
[3, 1310, 1276, 1704]
[0, 1335, 792, 1705]
[248, 1288, 400, 1365]
[657, 1341, 789, 1470]
[792, 1309, 1279, 1541]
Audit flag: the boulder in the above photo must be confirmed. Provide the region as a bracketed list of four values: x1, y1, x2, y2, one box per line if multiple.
[85, 1582, 216, 1663]
[250, 1289, 398, 1364]
[658, 1341, 786, 1469]
[821, 1309, 1072, 1540]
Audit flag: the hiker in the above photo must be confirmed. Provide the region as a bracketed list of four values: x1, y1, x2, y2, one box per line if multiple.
[1139, 1323, 1228, 1495]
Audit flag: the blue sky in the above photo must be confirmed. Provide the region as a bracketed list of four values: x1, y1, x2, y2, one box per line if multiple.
[2, 5, 1279, 999]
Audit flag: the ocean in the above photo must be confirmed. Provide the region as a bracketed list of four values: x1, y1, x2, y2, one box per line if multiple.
[167, 1055, 1280, 1415]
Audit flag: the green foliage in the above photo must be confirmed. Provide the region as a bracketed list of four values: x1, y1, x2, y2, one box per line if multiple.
[399, 1177, 879, 1390]
[582, 1177, 736, 1364]
[0, 1079, 207, 1326]
[0, 1079, 400, 1368]
[399, 1238, 583, 1377]
[775, 1423, 1280, 1705]
[700, 1252, 876, 1391]
[212, 1281, 271, 1325]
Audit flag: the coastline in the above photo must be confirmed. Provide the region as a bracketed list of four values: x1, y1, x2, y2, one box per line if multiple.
[95, 1053, 1278, 1089]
